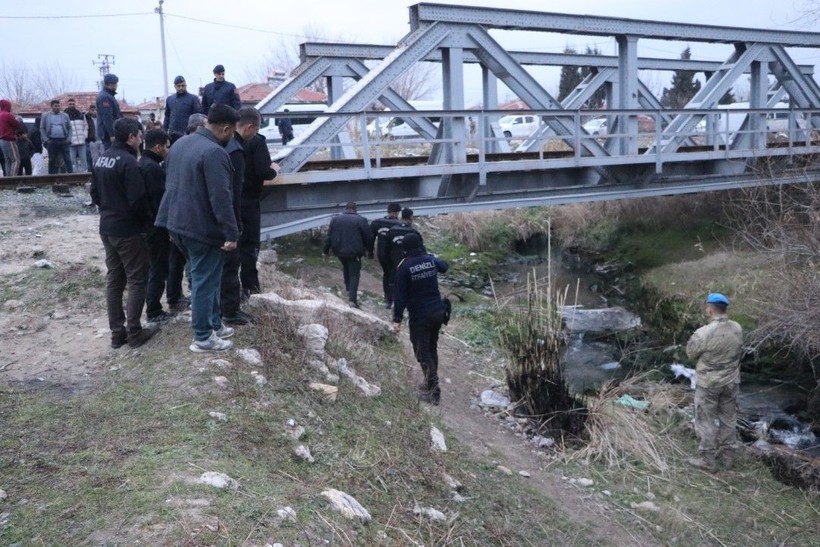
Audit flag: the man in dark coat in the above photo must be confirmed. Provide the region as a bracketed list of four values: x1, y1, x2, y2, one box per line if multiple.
[392, 233, 449, 405]
[164, 75, 202, 135]
[385, 208, 423, 305]
[139, 128, 174, 324]
[370, 202, 402, 308]
[96, 73, 122, 150]
[90, 118, 157, 349]
[237, 107, 279, 299]
[156, 104, 240, 352]
[323, 202, 374, 308]
[276, 109, 294, 145]
[220, 129, 246, 325]
[201, 65, 241, 114]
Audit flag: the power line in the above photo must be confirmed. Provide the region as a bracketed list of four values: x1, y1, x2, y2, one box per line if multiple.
[164, 12, 306, 39]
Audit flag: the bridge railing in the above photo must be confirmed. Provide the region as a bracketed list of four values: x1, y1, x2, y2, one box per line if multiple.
[264, 106, 819, 181]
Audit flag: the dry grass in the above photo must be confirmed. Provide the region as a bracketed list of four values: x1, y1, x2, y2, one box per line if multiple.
[434, 209, 549, 251]
[568, 375, 688, 474]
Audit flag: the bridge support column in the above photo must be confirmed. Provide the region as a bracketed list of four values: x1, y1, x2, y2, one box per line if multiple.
[327, 75, 347, 160]
[442, 47, 467, 163]
[616, 35, 639, 155]
[482, 65, 500, 153]
[749, 59, 769, 149]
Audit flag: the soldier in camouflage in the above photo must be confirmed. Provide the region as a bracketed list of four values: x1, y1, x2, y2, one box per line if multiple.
[686, 293, 743, 471]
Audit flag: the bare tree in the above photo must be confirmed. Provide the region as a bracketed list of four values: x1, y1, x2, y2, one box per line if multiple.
[33, 61, 80, 101]
[0, 61, 80, 108]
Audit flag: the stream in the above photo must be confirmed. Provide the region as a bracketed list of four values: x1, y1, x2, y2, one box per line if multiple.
[493, 251, 820, 458]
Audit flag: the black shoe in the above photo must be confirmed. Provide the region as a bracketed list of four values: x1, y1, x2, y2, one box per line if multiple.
[127, 328, 158, 348]
[111, 330, 127, 349]
[349, 301, 360, 309]
[147, 310, 175, 325]
[418, 390, 441, 406]
[384, 301, 392, 309]
[223, 310, 255, 326]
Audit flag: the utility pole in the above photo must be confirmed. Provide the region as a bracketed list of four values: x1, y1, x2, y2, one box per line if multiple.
[156, 0, 169, 98]
[92, 54, 115, 90]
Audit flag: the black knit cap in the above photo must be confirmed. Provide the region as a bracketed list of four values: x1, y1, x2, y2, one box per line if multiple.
[402, 232, 423, 252]
[387, 202, 401, 213]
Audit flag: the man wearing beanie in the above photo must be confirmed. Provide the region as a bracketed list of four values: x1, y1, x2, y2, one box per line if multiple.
[164, 76, 202, 135]
[392, 232, 449, 405]
[96, 73, 122, 150]
[201, 65, 241, 114]
[369, 202, 402, 308]
[686, 292, 743, 471]
[322, 202, 373, 308]
[385, 207, 423, 306]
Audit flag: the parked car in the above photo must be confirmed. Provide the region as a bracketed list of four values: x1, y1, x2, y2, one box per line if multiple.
[582, 117, 608, 136]
[498, 114, 542, 138]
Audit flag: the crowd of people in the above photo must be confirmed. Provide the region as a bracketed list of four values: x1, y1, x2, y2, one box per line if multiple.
[84, 66, 279, 353]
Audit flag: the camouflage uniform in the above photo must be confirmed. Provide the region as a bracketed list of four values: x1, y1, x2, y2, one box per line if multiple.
[686, 315, 743, 469]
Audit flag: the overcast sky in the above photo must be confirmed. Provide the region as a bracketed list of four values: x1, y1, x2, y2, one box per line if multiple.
[1, 0, 818, 106]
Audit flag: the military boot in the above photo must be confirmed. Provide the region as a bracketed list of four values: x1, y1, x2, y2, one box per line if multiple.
[687, 453, 717, 472]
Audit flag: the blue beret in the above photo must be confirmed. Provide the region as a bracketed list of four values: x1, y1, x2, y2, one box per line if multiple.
[706, 293, 729, 306]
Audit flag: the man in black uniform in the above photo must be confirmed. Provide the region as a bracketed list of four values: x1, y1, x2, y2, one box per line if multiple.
[90, 118, 158, 349]
[385, 208, 423, 307]
[392, 233, 449, 405]
[370, 202, 402, 309]
[139, 128, 174, 324]
[220, 126, 246, 325]
[323, 202, 373, 308]
[237, 107, 279, 299]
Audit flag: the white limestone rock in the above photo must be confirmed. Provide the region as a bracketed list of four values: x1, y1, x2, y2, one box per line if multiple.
[443, 473, 462, 491]
[294, 445, 315, 463]
[631, 501, 660, 512]
[308, 382, 338, 401]
[277, 506, 297, 522]
[497, 465, 513, 476]
[430, 426, 447, 452]
[320, 489, 371, 523]
[208, 411, 227, 422]
[413, 505, 447, 521]
[337, 358, 381, 397]
[480, 389, 511, 408]
[198, 472, 238, 490]
[297, 324, 329, 357]
[213, 376, 229, 389]
[236, 348, 263, 367]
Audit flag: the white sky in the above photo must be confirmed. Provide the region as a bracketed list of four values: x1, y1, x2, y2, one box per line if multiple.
[1, 0, 818, 106]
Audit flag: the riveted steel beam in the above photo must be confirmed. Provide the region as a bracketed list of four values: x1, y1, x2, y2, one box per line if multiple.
[410, 3, 820, 47]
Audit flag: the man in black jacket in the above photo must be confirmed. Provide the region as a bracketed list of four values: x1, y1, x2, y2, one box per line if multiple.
[139, 129, 174, 324]
[385, 208, 423, 306]
[220, 130, 246, 325]
[201, 65, 241, 114]
[237, 107, 279, 299]
[370, 202, 402, 308]
[164, 75, 202, 135]
[95, 73, 122, 150]
[323, 202, 374, 308]
[90, 118, 157, 349]
[392, 233, 449, 405]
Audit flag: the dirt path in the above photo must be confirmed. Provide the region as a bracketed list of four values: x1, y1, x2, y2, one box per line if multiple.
[0, 205, 651, 544]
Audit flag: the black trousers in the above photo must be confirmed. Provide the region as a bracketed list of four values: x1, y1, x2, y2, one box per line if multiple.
[338, 256, 361, 303]
[239, 198, 261, 293]
[221, 247, 241, 317]
[409, 309, 445, 395]
[145, 227, 171, 318]
[100, 234, 149, 335]
[378, 255, 392, 303]
[166, 240, 188, 304]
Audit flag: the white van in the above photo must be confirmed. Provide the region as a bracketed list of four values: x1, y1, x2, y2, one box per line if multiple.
[698, 102, 806, 143]
[366, 101, 444, 139]
[498, 114, 543, 138]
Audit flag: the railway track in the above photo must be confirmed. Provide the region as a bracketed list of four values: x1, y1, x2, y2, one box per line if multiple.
[0, 173, 92, 190]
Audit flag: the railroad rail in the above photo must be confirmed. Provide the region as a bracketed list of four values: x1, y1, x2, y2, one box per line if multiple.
[0, 173, 92, 190]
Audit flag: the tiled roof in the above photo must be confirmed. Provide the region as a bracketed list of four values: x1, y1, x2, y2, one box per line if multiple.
[237, 83, 327, 105]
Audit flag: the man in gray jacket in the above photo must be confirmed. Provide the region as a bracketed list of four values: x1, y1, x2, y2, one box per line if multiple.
[41, 99, 73, 174]
[155, 104, 240, 352]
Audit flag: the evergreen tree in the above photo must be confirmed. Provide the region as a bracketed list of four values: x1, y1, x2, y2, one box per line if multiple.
[719, 89, 736, 105]
[557, 47, 583, 102]
[581, 46, 606, 109]
[660, 46, 702, 109]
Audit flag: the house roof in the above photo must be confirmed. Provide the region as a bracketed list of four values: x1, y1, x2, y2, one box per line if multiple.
[237, 83, 327, 105]
[19, 91, 139, 117]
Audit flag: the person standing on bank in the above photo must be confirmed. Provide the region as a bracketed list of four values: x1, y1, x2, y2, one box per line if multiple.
[96, 73, 122, 150]
[201, 65, 241, 114]
[237, 107, 279, 299]
[220, 123, 247, 325]
[686, 293, 743, 471]
[385, 207, 423, 306]
[156, 104, 240, 352]
[323, 202, 373, 308]
[163, 76, 201, 135]
[370, 202, 402, 309]
[276, 109, 294, 145]
[392, 233, 449, 405]
[90, 118, 158, 349]
[139, 128, 174, 325]
[64, 98, 88, 172]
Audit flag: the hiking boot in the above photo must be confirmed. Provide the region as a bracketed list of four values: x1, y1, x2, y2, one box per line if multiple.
[687, 456, 717, 472]
[418, 390, 441, 406]
[190, 332, 233, 353]
[127, 328, 158, 348]
[719, 450, 736, 470]
[169, 297, 191, 312]
[111, 329, 127, 349]
[349, 300, 360, 309]
[223, 310, 255, 326]
[147, 310, 175, 325]
[215, 325, 235, 339]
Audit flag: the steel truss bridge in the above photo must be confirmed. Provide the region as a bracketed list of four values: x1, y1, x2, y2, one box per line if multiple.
[256, 3, 820, 238]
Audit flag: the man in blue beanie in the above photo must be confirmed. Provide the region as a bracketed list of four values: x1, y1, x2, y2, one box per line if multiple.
[686, 292, 743, 471]
[392, 232, 449, 405]
[96, 73, 122, 150]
